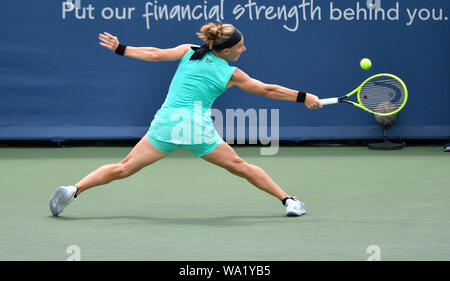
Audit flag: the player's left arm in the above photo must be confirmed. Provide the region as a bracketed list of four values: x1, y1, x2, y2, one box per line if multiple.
[124, 44, 194, 62]
[98, 32, 193, 61]
[228, 68, 322, 109]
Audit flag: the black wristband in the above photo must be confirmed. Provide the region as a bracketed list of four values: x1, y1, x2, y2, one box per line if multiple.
[296, 91, 307, 103]
[115, 44, 127, 56]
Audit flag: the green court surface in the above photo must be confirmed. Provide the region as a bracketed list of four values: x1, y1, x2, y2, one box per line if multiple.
[0, 146, 449, 261]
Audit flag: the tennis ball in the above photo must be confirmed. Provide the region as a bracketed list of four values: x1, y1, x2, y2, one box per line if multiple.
[360, 58, 372, 70]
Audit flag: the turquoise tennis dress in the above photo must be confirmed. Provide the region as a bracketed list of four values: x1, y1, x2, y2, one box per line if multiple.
[146, 47, 237, 157]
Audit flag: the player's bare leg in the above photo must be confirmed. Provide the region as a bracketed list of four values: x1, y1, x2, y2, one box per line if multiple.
[201, 141, 289, 200]
[49, 136, 167, 216]
[75, 136, 168, 196]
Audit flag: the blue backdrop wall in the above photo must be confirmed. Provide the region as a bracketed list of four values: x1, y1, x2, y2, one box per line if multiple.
[1, 0, 449, 141]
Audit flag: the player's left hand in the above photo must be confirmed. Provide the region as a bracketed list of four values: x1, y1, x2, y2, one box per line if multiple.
[98, 32, 120, 52]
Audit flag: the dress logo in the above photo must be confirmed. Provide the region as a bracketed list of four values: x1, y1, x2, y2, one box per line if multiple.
[205, 58, 213, 65]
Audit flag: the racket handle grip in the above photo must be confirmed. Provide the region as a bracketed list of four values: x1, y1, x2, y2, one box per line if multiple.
[319, 98, 339, 106]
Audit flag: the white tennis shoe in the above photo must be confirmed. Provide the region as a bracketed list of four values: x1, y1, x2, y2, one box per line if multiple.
[49, 186, 77, 216]
[285, 197, 306, 216]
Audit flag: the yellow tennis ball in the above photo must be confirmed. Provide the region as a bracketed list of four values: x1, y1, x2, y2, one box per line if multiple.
[360, 58, 372, 70]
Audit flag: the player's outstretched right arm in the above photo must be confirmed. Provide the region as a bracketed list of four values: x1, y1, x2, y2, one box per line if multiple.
[228, 68, 322, 110]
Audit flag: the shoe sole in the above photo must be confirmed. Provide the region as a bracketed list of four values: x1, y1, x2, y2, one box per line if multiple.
[49, 187, 66, 216]
[286, 210, 306, 217]
[286, 204, 306, 216]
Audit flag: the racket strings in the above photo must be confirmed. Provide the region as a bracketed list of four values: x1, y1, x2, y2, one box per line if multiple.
[359, 78, 406, 114]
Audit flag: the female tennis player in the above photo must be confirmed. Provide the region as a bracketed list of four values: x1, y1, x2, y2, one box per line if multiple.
[49, 22, 322, 217]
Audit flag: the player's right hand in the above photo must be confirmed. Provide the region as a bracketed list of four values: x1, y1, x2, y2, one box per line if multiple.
[305, 93, 323, 110]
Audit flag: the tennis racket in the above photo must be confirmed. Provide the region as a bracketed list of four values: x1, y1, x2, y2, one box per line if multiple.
[319, 73, 408, 116]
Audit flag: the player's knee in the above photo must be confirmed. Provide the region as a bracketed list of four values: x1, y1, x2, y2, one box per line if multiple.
[114, 162, 133, 179]
[227, 157, 248, 177]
